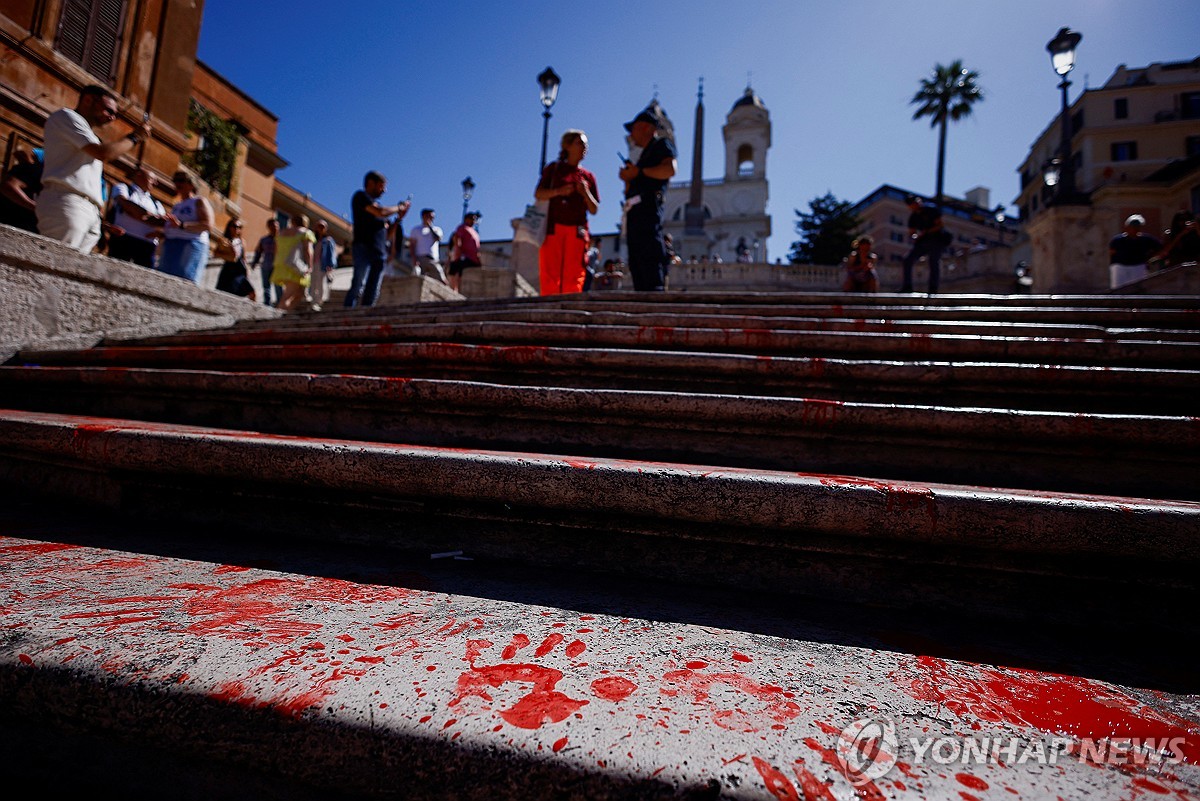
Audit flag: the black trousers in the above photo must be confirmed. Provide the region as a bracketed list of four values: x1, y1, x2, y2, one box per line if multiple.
[625, 206, 666, 291]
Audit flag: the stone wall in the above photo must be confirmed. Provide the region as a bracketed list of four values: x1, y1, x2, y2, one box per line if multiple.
[0, 224, 279, 361]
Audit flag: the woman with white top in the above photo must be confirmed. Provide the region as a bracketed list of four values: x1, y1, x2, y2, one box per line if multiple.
[160, 170, 213, 284]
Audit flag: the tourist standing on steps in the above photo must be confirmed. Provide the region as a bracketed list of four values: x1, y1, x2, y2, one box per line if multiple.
[535, 129, 599, 295]
[214, 218, 255, 300]
[448, 210, 482, 293]
[0, 147, 44, 233]
[159, 171, 212, 285]
[311, 219, 337, 306]
[251, 218, 279, 305]
[37, 84, 151, 253]
[107, 167, 166, 268]
[901, 194, 949, 294]
[271, 213, 316, 311]
[346, 170, 409, 307]
[618, 110, 676, 291]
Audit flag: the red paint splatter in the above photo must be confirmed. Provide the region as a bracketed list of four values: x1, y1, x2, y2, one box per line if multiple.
[956, 773, 988, 791]
[686, 660, 709, 670]
[752, 756, 801, 800]
[565, 640, 586, 658]
[591, 676, 638, 703]
[552, 737, 569, 753]
[793, 763, 837, 801]
[1131, 777, 1170, 794]
[535, 633, 564, 656]
[0, 542, 80, 559]
[451, 662, 589, 730]
[213, 565, 251, 574]
[661, 667, 802, 733]
[895, 656, 1199, 764]
[502, 633, 530, 660]
[18, 654, 33, 665]
[732, 652, 753, 663]
[804, 737, 887, 800]
[801, 399, 844, 427]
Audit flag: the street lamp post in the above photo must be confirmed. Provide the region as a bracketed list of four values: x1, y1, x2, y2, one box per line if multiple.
[461, 176, 475, 220]
[537, 66, 561, 175]
[1046, 26, 1082, 203]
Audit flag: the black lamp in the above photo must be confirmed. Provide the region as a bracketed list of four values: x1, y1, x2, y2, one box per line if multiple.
[537, 67, 561, 174]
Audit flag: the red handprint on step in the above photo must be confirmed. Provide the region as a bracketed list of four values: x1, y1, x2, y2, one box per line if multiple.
[450, 631, 592, 730]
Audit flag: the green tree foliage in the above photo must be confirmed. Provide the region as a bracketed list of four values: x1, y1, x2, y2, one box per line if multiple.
[788, 192, 862, 265]
[183, 101, 239, 196]
[911, 60, 984, 204]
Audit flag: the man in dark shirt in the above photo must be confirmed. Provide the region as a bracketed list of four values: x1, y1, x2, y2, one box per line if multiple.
[345, 170, 410, 308]
[0, 149, 44, 233]
[901, 194, 949, 294]
[1108, 214, 1162, 288]
[250, 218, 279, 306]
[618, 110, 677, 291]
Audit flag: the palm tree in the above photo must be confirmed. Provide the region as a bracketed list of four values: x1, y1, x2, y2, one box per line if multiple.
[910, 60, 984, 206]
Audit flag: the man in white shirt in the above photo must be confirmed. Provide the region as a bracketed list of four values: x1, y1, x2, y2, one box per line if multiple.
[407, 208, 448, 284]
[107, 167, 166, 267]
[37, 84, 151, 253]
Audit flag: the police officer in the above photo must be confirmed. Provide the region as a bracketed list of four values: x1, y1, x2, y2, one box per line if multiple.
[618, 109, 677, 291]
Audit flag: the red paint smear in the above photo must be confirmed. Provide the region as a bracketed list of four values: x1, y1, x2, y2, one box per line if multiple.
[896, 656, 1199, 764]
[732, 653, 753, 663]
[465, 639, 493, 663]
[801, 399, 844, 427]
[213, 565, 251, 574]
[960, 794, 982, 801]
[1131, 777, 1171, 794]
[535, 633, 564, 657]
[591, 676, 638, 703]
[661, 668, 802, 733]
[552, 737, 569, 753]
[451, 662, 589, 730]
[686, 660, 709, 670]
[565, 640, 586, 659]
[752, 756, 801, 801]
[182, 580, 323, 645]
[793, 763, 838, 801]
[956, 773, 988, 791]
[354, 656, 385, 664]
[804, 737, 887, 801]
[502, 633, 530, 660]
[18, 653, 33, 665]
[0, 542, 80, 560]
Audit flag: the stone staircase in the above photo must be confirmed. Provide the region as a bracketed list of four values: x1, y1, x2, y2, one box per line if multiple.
[1, 290, 1198, 799]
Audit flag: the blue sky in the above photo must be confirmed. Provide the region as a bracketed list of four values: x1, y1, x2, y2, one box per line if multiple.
[197, 0, 1198, 261]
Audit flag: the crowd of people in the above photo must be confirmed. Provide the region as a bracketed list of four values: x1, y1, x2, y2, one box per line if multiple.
[5, 84, 1198, 306]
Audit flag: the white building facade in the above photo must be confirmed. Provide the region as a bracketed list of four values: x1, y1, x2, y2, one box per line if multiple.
[655, 87, 773, 264]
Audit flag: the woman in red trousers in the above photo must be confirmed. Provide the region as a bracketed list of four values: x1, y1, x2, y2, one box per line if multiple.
[534, 129, 599, 295]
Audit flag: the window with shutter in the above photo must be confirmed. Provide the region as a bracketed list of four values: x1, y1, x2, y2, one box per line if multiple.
[54, 0, 128, 86]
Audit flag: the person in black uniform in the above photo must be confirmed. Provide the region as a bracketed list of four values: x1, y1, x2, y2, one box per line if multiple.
[901, 194, 950, 294]
[618, 109, 677, 291]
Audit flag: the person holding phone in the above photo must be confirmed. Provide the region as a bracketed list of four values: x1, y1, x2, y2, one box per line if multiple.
[346, 170, 410, 308]
[534, 129, 599, 295]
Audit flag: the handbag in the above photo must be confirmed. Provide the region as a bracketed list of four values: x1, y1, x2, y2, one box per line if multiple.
[286, 232, 312, 275]
[516, 200, 549, 248]
[515, 163, 560, 248]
